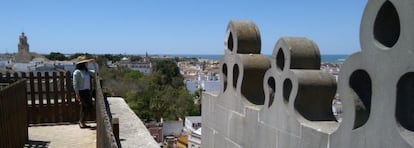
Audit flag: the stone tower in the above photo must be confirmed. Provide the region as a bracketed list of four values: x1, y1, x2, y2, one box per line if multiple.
[14, 32, 32, 63]
[18, 32, 29, 54]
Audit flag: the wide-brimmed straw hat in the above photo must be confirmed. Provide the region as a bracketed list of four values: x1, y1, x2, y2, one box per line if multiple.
[76, 55, 93, 64]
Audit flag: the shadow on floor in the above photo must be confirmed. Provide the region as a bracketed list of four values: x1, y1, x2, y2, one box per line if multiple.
[24, 140, 50, 148]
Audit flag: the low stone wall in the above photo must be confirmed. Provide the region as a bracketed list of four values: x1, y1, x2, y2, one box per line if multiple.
[107, 97, 159, 148]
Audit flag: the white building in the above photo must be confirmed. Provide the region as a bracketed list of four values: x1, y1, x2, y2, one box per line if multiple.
[188, 128, 201, 148]
[119, 54, 152, 75]
[185, 116, 202, 148]
[0, 59, 11, 69]
[162, 121, 183, 138]
[184, 116, 202, 132]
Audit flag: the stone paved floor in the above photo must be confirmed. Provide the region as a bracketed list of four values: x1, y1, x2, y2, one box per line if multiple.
[26, 123, 96, 148]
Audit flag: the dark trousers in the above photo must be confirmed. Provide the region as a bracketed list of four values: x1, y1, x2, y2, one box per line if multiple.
[79, 89, 93, 122]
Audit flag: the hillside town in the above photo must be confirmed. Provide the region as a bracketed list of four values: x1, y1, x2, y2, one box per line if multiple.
[2, 32, 344, 147]
[0, 32, 77, 73]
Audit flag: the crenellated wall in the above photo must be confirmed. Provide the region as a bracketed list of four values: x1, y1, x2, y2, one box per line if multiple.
[201, 0, 414, 147]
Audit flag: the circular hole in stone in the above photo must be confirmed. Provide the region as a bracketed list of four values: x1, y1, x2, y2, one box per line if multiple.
[396, 72, 414, 132]
[268, 77, 276, 108]
[222, 64, 228, 92]
[227, 32, 234, 52]
[233, 64, 239, 89]
[283, 78, 292, 103]
[276, 48, 285, 71]
[349, 69, 372, 129]
[374, 1, 400, 48]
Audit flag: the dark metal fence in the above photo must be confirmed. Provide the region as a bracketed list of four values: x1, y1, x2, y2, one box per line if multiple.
[0, 79, 28, 148]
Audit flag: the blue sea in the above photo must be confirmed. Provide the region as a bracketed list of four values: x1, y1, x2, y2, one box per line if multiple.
[176, 54, 349, 63]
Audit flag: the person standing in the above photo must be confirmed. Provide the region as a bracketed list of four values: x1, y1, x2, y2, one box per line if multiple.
[73, 55, 95, 128]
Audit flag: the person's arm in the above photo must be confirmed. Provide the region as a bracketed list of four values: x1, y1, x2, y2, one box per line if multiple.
[88, 59, 97, 73]
[88, 60, 97, 90]
[73, 70, 82, 102]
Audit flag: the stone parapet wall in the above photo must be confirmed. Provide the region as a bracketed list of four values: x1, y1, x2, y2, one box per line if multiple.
[107, 97, 160, 148]
[202, 0, 414, 147]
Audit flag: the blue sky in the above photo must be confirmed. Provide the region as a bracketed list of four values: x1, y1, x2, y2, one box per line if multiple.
[0, 0, 367, 55]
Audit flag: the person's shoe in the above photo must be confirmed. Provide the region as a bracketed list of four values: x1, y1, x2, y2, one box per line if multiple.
[79, 122, 89, 128]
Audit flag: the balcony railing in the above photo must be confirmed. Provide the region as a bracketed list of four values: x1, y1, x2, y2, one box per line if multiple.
[0, 71, 119, 147]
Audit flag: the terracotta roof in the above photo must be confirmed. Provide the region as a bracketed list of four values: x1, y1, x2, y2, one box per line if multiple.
[177, 135, 188, 145]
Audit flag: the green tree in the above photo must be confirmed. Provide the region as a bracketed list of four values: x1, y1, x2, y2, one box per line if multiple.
[95, 55, 109, 68]
[122, 70, 144, 81]
[101, 54, 123, 62]
[68, 53, 93, 60]
[101, 59, 196, 122]
[46, 52, 66, 61]
[130, 56, 143, 62]
[153, 60, 184, 87]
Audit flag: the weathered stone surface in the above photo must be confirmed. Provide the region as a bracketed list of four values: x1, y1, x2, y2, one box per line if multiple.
[225, 20, 261, 54]
[203, 19, 337, 148]
[202, 0, 414, 147]
[107, 97, 159, 148]
[330, 0, 414, 147]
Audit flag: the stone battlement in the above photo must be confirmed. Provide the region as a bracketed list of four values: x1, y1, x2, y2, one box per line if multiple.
[201, 0, 414, 147]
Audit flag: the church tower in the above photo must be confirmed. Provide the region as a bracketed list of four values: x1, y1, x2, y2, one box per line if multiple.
[18, 32, 30, 54]
[14, 32, 32, 63]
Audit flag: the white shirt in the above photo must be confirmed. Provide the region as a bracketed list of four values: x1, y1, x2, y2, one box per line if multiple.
[82, 70, 91, 90]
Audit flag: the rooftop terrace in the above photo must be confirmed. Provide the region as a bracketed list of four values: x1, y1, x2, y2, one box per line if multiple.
[0, 71, 158, 148]
[27, 123, 96, 148]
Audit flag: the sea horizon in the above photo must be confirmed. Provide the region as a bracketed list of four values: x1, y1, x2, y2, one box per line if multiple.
[170, 54, 349, 63]
[0, 52, 349, 63]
